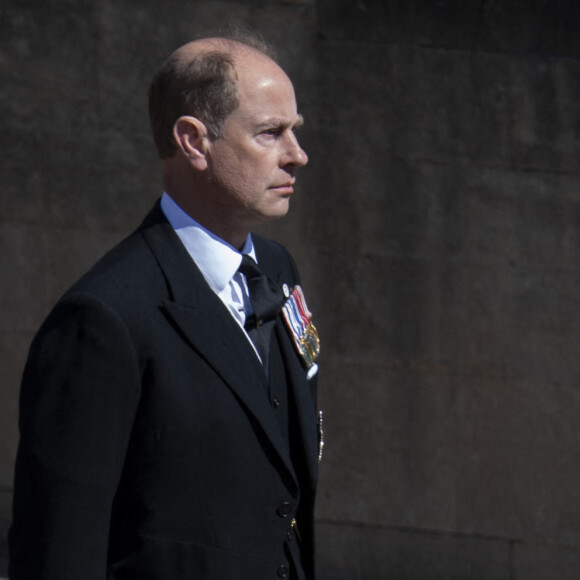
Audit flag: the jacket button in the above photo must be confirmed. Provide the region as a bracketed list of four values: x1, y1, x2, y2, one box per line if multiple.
[277, 564, 290, 579]
[272, 397, 280, 409]
[277, 502, 292, 518]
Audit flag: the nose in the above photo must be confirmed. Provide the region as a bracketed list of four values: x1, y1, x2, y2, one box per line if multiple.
[294, 142, 309, 167]
[284, 132, 309, 168]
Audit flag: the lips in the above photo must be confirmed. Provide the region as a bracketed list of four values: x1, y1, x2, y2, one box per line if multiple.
[272, 184, 294, 194]
[271, 179, 295, 190]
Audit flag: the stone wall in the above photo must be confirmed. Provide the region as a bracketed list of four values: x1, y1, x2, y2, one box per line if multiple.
[2, 0, 580, 578]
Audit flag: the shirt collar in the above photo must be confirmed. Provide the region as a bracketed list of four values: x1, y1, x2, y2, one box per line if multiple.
[160, 192, 255, 294]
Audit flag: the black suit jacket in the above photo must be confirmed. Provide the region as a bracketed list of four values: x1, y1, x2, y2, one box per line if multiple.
[9, 202, 319, 579]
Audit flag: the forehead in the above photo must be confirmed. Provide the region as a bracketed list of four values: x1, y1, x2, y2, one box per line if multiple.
[231, 53, 299, 122]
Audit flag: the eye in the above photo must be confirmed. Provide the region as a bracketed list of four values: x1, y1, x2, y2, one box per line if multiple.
[260, 127, 283, 137]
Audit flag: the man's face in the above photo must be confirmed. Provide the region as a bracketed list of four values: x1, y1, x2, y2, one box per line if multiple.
[205, 53, 308, 232]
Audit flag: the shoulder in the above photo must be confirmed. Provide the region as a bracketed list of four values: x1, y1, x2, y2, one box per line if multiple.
[65, 231, 163, 307]
[55, 204, 176, 322]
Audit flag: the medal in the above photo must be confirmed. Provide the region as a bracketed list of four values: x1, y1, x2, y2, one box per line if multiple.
[281, 285, 320, 369]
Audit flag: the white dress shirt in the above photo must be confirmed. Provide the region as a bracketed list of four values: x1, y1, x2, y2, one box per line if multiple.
[160, 192, 256, 341]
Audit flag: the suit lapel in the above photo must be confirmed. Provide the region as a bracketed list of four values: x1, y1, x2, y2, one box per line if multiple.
[138, 206, 298, 486]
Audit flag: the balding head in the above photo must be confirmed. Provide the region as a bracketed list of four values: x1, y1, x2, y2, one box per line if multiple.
[148, 35, 277, 159]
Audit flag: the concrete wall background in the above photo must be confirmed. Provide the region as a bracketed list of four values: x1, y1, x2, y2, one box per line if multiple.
[2, 0, 580, 578]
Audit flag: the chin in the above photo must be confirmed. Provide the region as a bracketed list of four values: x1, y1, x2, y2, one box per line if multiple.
[263, 199, 290, 219]
[272, 204, 291, 219]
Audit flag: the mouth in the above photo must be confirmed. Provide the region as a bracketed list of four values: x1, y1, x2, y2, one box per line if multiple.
[271, 181, 295, 194]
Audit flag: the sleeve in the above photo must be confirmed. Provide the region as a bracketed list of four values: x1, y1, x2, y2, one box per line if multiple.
[9, 293, 142, 580]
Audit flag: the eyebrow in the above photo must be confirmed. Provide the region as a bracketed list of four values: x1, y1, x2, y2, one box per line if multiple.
[256, 114, 305, 131]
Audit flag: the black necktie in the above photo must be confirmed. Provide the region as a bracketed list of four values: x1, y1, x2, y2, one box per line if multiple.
[238, 255, 284, 368]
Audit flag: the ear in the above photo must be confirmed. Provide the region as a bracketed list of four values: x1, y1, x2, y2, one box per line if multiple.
[173, 116, 210, 170]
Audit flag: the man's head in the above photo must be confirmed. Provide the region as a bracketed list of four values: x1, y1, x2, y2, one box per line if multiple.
[149, 35, 309, 248]
[149, 34, 276, 159]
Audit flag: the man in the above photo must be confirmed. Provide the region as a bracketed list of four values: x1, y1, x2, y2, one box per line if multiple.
[9, 35, 320, 580]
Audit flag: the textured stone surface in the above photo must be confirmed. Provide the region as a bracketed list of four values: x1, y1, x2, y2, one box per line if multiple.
[317, 362, 580, 545]
[318, 0, 580, 57]
[308, 160, 580, 386]
[318, 0, 483, 47]
[312, 42, 580, 177]
[316, 521, 511, 580]
[0, 225, 50, 333]
[513, 542, 580, 580]
[308, 3, 580, 574]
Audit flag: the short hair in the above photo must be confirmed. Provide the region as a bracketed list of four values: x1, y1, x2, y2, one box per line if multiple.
[148, 33, 277, 159]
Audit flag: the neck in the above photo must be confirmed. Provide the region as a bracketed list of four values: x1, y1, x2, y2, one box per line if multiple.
[163, 178, 249, 251]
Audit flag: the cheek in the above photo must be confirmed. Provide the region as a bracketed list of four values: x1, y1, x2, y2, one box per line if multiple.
[210, 147, 273, 197]
[211, 155, 244, 189]
[229, 158, 269, 189]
